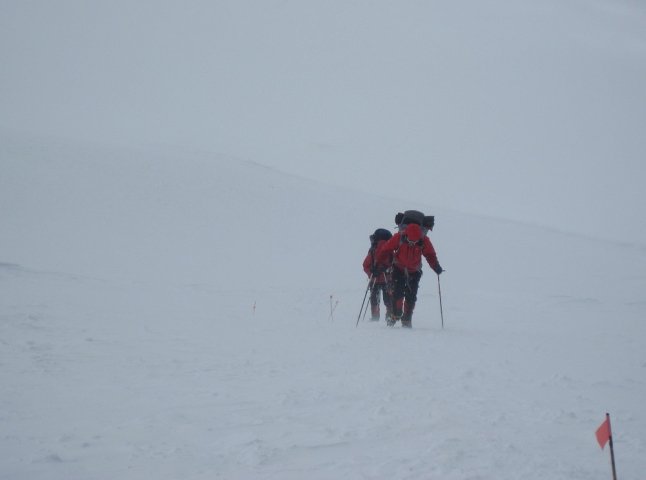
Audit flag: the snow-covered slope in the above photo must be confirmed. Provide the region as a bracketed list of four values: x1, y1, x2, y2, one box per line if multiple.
[2, 136, 645, 479]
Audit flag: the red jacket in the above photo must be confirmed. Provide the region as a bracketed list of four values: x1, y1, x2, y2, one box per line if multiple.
[363, 240, 389, 284]
[376, 232, 439, 273]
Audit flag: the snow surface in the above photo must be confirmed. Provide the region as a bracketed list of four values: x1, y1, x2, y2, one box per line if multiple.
[2, 0, 646, 478]
[2, 134, 645, 479]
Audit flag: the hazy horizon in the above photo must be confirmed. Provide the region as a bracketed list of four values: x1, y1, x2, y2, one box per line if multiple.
[2, 0, 645, 244]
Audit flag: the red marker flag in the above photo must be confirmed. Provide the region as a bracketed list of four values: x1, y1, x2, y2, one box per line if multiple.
[596, 415, 611, 449]
[596, 413, 618, 480]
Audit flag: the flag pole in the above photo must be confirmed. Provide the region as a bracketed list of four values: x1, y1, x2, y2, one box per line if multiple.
[596, 412, 618, 480]
[606, 413, 618, 480]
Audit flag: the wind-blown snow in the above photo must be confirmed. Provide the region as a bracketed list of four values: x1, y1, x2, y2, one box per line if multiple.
[2, 0, 646, 478]
[1, 135, 645, 479]
[1, 0, 646, 243]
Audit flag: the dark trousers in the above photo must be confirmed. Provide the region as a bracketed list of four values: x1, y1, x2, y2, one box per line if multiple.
[391, 267, 422, 322]
[370, 282, 393, 319]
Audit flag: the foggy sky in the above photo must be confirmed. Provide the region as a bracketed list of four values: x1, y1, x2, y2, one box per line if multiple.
[2, 0, 645, 243]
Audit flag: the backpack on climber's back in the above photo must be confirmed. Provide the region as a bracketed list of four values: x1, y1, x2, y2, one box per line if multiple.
[369, 228, 392, 250]
[395, 210, 435, 235]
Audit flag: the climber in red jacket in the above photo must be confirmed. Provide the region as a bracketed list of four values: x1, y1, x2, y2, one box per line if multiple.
[363, 228, 393, 321]
[375, 223, 442, 328]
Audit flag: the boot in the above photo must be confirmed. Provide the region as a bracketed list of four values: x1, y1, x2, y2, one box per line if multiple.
[401, 305, 414, 328]
[370, 304, 380, 321]
[389, 298, 403, 327]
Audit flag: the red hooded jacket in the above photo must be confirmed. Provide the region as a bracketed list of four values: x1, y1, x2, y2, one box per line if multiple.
[363, 240, 389, 284]
[375, 232, 439, 273]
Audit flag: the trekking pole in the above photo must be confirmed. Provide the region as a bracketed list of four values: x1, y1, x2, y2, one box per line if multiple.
[437, 274, 444, 329]
[362, 288, 372, 322]
[356, 275, 374, 327]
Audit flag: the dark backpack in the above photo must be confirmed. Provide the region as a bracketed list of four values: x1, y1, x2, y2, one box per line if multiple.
[395, 210, 435, 235]
[369, 228, 392, 250]
[368, 228, 392, 274]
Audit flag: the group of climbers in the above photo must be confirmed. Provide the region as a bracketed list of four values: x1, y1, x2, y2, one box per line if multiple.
[362, 210, 443, 328]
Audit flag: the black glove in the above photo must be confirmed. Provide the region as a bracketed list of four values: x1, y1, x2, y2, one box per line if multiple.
[432, 264, 443, 275]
